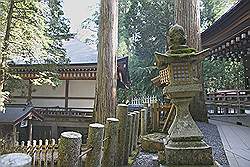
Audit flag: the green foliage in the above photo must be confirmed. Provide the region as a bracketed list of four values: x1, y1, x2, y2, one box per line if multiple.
[0, 0, 50, 62]
[203, 59, 245, 93]
[118, 0, 175, 100]
[200, 0, 237, 30]
[45, 0, 74, 63]
[0, 0, 72, 95]
[83, 0, 243, 103]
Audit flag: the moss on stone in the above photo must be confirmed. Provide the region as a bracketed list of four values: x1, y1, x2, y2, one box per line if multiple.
[168, 47, 196, 54]
[128, 148, 140, 166]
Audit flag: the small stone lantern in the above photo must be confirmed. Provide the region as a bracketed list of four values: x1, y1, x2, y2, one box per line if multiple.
[155, 24, 217, 166]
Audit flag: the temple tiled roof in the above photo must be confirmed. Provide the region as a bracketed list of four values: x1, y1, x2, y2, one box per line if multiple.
[0, 105, 42, 125]
[64, 38, 98, 64]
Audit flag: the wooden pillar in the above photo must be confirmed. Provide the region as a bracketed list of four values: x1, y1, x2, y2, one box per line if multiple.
[143, 103, 148, 131]
[116, 104, 128, 165]
[85, 123, 104, 167]
[58, 131, 82, 167]
[27, 80, 32, 103]
[102, 118, 119, 167]
[51, 125, 58, 139]
[65, 80, 69, 108]
[162, 104, 175, 133]
[12, 125, 17, 144]
[152, 102, 159, 131]
[28, 120, 32, 142]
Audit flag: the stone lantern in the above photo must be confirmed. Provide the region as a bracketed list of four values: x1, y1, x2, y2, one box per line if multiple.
[155, 24, 218, 166]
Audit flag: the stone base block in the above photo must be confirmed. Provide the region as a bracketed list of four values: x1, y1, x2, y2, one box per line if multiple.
[141, 133, 168, 153]
[160, 161, 221, 167]
[165, 140, 214, 166]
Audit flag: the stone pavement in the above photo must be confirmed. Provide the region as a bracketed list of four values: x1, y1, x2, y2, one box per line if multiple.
[210, 120, 250, 167]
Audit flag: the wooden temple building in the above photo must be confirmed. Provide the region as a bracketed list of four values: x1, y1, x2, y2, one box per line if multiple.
[201, 0, 250, 88]
[0, 38, 129, 142]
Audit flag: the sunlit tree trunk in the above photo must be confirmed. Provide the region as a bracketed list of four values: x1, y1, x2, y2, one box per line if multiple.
[94, 0, 118, 123]
[0, 0, 14, 112]
[175, 0, 208, 122]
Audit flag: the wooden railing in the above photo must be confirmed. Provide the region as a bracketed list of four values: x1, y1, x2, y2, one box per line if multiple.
[0, 138, 88, 167]
[34, 107, 93, 118]
[131, 96, 157, 105]
[205, 90, 250, 114]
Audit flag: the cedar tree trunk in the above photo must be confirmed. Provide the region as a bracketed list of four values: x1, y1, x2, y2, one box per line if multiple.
[0, 0, 14, 112]
[175, 0, 208, 122]
[94, 0, 118, 123]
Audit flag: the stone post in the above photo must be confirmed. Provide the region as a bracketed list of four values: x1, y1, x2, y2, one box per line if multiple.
[0, 153, 32, 167]
[127, 113, 133, 157]
[140, 109, 146, 135]
[116, 104, 128, 165]
[58, 131, 82, 167]
[133, 111, 140, 149]
[130, 112, 136, 152]
[85, 123, 104, 167]
[102, 118, 119, 167]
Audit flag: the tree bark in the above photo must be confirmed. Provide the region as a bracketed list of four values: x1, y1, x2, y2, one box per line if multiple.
[175, 0, 208, 122]
[0, 0, 14, 112]
[94, 0, 118, 123]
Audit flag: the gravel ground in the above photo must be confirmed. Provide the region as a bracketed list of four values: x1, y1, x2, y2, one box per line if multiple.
[132, 122, 229, 167]
[131, 151, 158, 167]
[196, 121, 230, 167]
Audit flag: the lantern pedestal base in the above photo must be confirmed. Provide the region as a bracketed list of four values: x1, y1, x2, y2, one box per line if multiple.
[163, 97, 216, 166]
[164, 140, 215, 166]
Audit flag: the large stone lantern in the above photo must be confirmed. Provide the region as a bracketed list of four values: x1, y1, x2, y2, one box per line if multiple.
[155, 24, 217, 166]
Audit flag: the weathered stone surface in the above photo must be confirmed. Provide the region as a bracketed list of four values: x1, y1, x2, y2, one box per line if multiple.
[168, 98, 203, 141]
[102, 118, 119, 167]
[160, 161, 221, 167]
[58, 131, 82, 167]
[130, 112, 136, 152]
[141, 133, 168, 153]
[127, 113, 133, 156]
[133, 111, 140, 149]
[154, 24, 215, 166]
[165, 140, 213, 165]
[116, 104, 128, 165]
[85, 123, 104, 167]
[0, 153, 32, 167]
[140, 109, 147, 136]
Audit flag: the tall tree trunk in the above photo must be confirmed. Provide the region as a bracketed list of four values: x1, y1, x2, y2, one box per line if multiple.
[94, 0, 118, 123]
[0, 0, 14, 112]
[175, 0, 208, 122]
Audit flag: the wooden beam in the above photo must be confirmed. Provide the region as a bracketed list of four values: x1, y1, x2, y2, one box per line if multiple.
[65, 80, 69, 108]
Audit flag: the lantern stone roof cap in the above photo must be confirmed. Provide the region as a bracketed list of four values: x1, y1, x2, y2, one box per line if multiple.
[155, 49, 210, 69]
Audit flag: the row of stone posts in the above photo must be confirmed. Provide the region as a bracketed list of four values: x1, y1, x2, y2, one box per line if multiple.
[0, 103, 151, 167]
[57, 104, 148, 167]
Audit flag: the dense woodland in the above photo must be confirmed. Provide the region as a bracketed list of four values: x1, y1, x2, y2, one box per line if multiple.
[0, 0, 73, 103]
[82, 0, 243, 102]
[0, 0, 244, 105]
